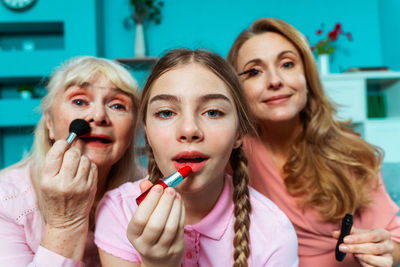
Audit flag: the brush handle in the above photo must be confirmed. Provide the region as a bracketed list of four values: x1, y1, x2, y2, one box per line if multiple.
[66, 132, 77, 145]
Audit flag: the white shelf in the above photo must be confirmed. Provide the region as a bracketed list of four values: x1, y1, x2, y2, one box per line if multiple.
[321, 71, 400, 162]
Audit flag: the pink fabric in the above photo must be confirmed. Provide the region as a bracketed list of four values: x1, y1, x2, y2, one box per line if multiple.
[95, 174, 299, 266]
[243, 135, 400, 267]
[0, 161, 100, 266]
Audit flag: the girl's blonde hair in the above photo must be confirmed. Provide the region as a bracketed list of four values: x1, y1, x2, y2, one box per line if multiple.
[227, 18, 382, 222]
[139, 49, 255, 267]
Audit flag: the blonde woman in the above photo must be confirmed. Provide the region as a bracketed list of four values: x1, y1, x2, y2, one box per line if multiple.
[228, 18, 400, 267]
[0, 56, 141, 266]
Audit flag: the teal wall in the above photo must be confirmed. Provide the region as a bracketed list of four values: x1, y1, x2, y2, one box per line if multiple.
[102, 0, 386, 73]
[379, 0, 400, 71]
[0, 0, 399, 167]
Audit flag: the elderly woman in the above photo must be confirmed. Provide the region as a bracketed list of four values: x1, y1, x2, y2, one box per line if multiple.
[0, 56, 141, 266]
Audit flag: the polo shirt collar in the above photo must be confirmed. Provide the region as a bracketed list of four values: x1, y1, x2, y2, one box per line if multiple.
[188, 174, 234, 240]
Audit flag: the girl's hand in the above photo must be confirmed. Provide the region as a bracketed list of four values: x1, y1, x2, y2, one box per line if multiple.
[40, 139, 98, 229]
[333, 227, 394, 266]
[127, 184, 185, 267]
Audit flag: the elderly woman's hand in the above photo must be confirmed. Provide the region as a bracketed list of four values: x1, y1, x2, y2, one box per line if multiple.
[333, 227, 395, 267]
[39, 139, 98, 229]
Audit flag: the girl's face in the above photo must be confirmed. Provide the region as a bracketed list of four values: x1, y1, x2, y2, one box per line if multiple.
[145, 63, 242, 193]
[236, 32, 308, 124]
[46, 74, 135, 170]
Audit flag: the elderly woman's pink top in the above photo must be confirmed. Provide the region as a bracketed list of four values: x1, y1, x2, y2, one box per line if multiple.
[0, 161, 100, 267]
[243, 135, 400, 267]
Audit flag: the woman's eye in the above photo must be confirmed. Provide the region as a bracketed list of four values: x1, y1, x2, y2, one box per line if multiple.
[282, 61, 294, 69]
[72, 99, 88, 106]
[239, 68, 261, 78]
[110, 103, 126, 111]
[204, 109, 223, 118]
[156, 110, 175, 118]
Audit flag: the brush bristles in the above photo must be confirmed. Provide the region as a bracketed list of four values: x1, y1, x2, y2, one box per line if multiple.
[69, 119, 91, 137]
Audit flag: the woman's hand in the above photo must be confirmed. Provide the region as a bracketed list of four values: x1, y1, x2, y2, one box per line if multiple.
[127, 182, 185, 267]
[40, 139, 98, 228]
[333, 227, 395, 266]
[38, 139, 98, 261]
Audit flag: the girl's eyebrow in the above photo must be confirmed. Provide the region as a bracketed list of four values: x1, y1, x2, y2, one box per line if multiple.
[149, 94, 179, 104]
[149, 93, 231, 104]
[199, 93, 231, 103]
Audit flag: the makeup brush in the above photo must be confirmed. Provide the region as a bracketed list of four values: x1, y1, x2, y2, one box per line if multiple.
[66, 119, 91, 144]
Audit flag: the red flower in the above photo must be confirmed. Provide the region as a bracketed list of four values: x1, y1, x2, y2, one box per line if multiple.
[328, 30, 338, 41]
[311, 22, 352, 55]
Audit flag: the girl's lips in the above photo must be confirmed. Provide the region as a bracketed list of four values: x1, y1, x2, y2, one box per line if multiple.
[173, 160, 208, 173]
[173, 151, 209, 173]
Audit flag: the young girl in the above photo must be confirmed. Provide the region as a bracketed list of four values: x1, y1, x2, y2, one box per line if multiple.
[94, 49, 298, 266]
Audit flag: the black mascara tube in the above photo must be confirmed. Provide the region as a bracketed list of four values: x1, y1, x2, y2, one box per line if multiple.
[335, 213, 353, 261]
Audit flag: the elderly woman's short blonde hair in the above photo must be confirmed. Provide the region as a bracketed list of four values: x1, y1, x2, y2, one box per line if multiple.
[31, 56, 140, 189]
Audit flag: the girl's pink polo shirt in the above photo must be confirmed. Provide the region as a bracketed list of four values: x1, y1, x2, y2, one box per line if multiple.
[95, 174, 299, 266]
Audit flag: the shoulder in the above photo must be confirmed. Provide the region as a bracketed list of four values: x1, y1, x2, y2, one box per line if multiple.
[249, 187, 293, 226]
[247, 187, 298, 264]
[248, 186, 297, 240]
[102, 178, 143, 204]
[97, 178, 145, 219]
[0, 162, 38, 223]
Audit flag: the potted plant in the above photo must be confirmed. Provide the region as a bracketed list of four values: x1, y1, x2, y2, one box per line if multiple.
[311, 23, 352, 74]
[17, 85, 35, 99]
[125, 0, 164, 57]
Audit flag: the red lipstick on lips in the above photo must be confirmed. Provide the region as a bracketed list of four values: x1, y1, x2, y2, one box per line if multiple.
[173, 151, 209, 173]
[136, 166, 192, 205]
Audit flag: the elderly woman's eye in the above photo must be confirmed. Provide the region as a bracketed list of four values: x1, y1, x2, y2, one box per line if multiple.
[72, 99, 88, 106]
[111, 103, 126, 110]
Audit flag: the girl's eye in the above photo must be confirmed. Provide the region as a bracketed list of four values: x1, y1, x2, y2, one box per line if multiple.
[204, 109, 223, 118]
[72, 99, 88, 106]
[239, 68, 261, 78]
[155, 110, 175, 118]
[110, 103, 126, 111]
[282, 61, 294, 69]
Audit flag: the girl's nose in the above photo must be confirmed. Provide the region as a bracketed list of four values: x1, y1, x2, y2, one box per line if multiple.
[177, 115, 203, 143]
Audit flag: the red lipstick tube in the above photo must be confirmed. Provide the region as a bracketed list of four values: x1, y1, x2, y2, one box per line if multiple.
[136, 166, 192, 205]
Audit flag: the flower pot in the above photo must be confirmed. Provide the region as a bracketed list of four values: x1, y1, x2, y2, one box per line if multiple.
[318, 54, 330, 75]
[134, 23, 146, 57]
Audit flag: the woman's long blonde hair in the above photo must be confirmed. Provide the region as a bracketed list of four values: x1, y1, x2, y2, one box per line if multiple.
[139, 49, 255, 267]
[3, 56, 141, 213]
[228, 18, 382, 222]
